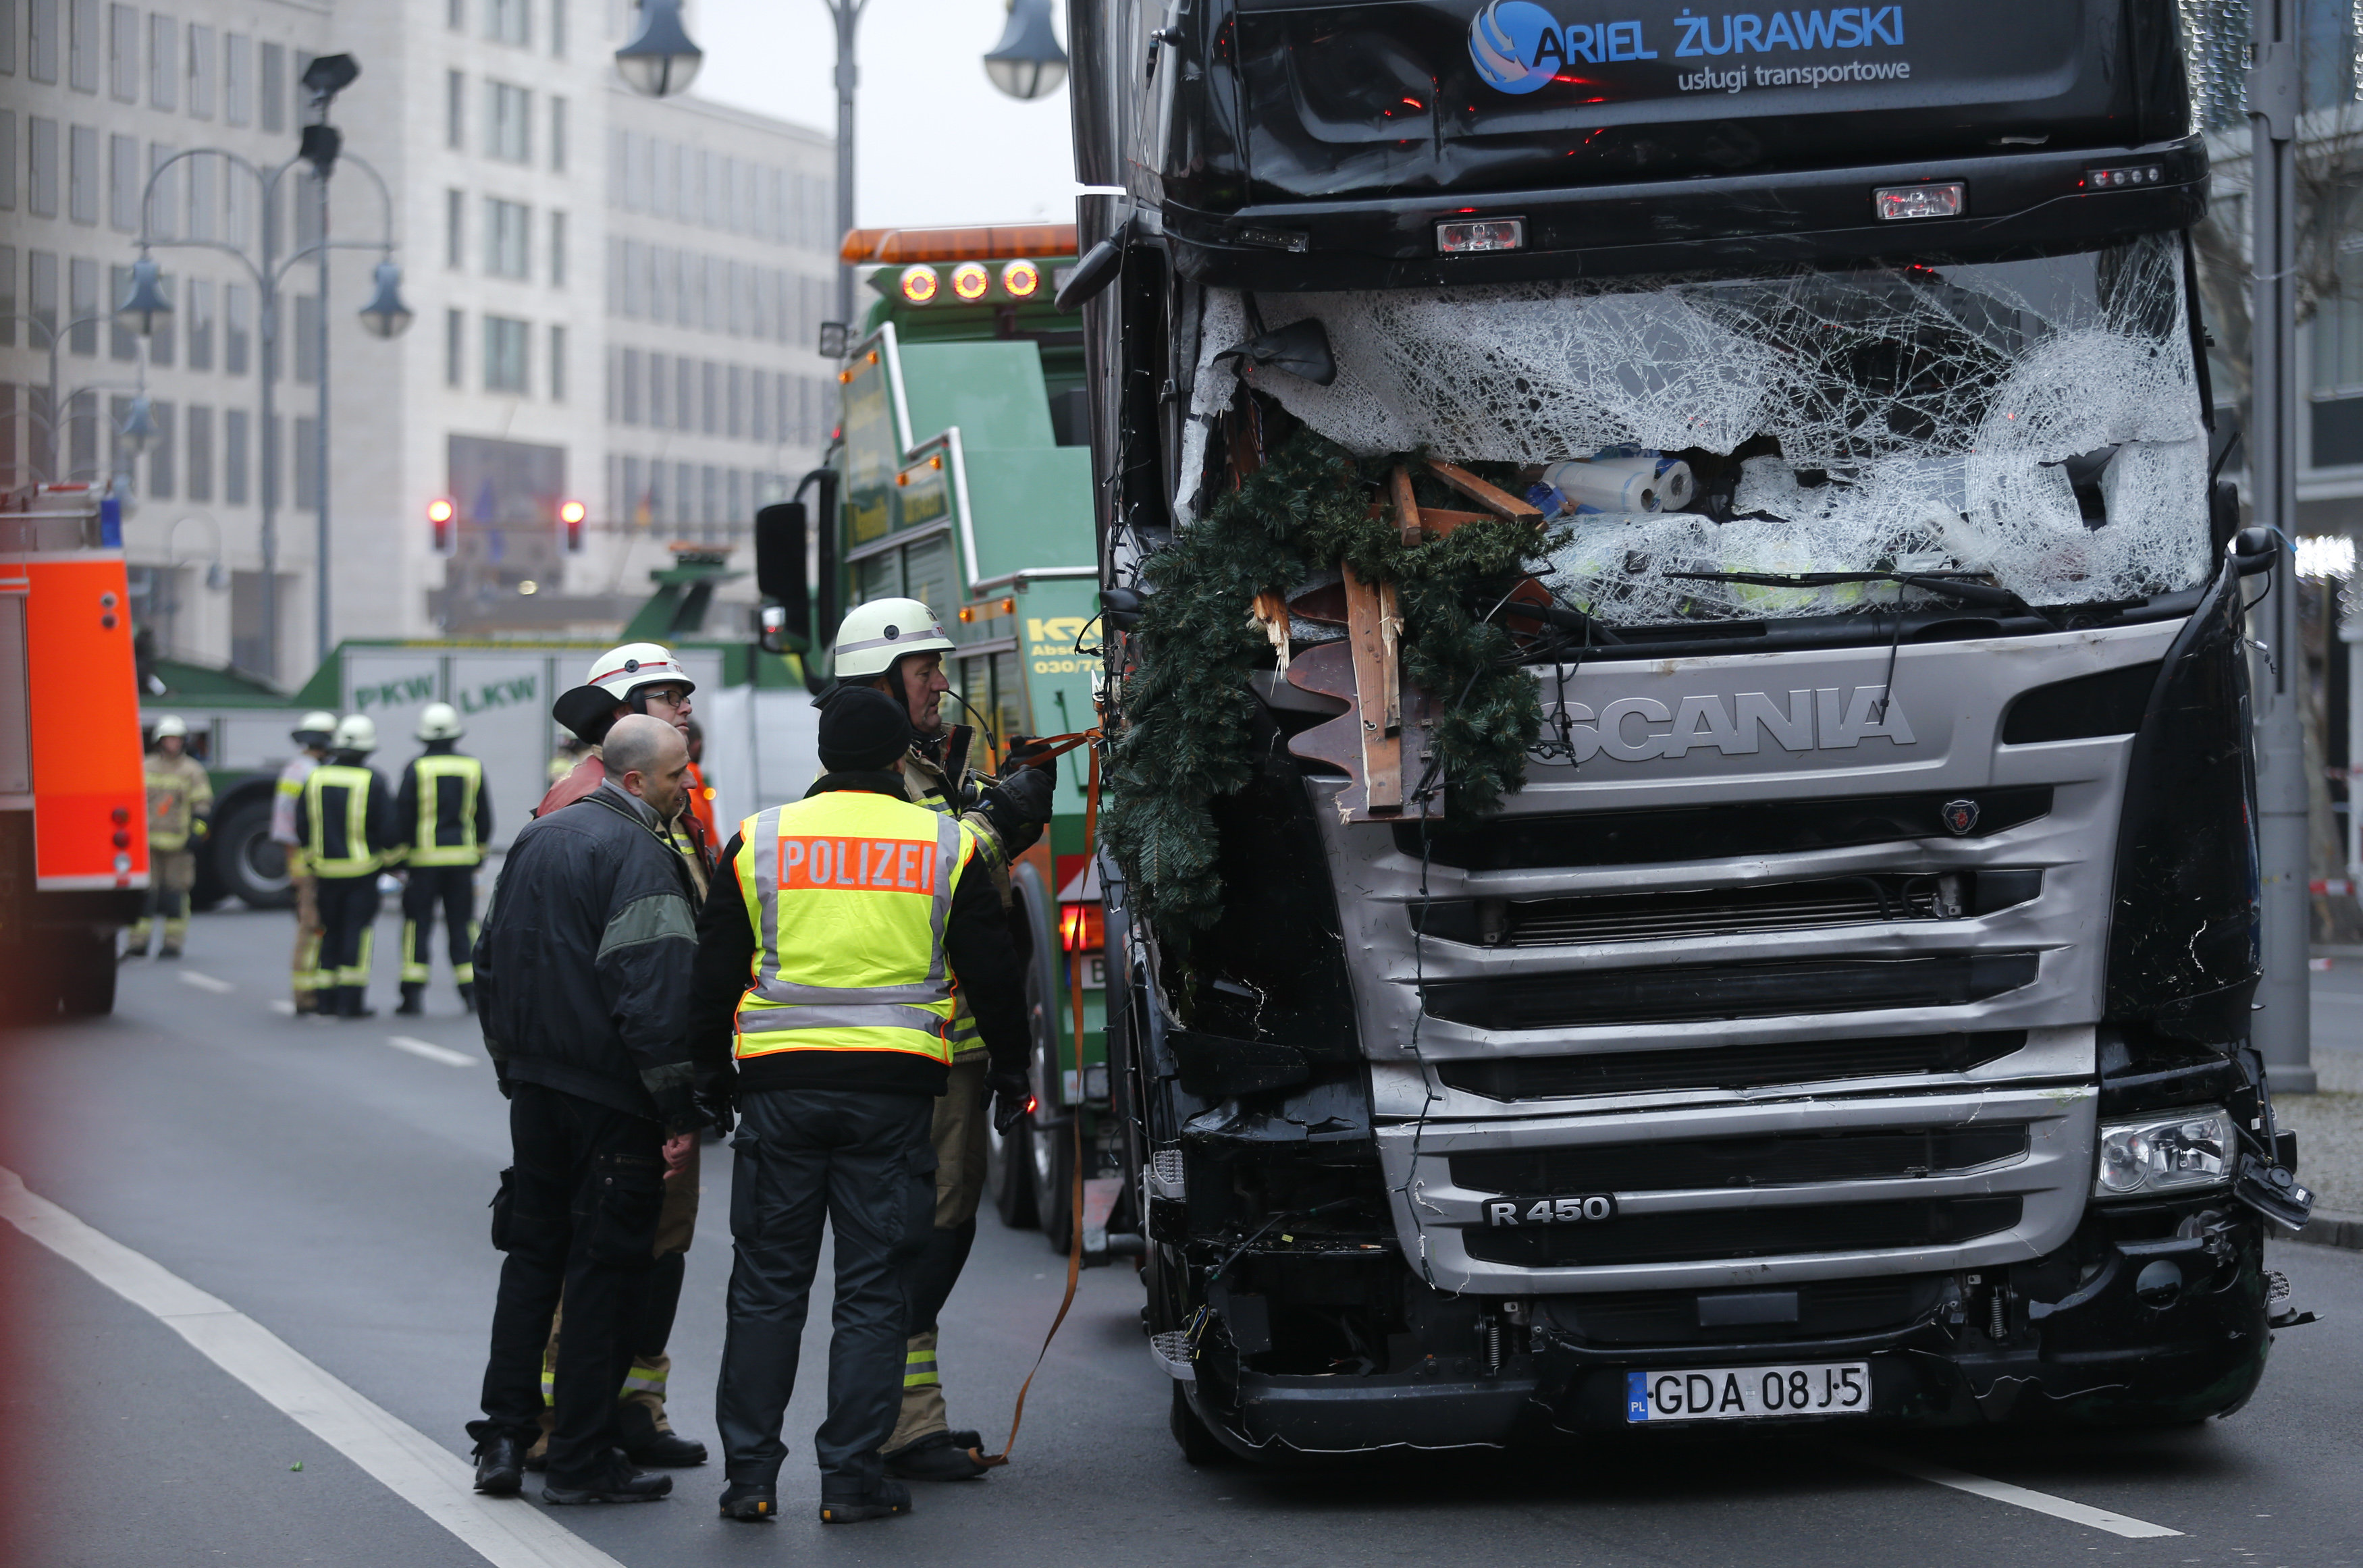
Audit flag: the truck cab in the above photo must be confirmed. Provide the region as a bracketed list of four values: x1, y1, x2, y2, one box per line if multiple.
[1069, 0, 2314, 1458]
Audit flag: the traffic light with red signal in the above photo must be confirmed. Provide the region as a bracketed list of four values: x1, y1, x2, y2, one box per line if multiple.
[427, 496, 456, 554]
[560, 499, 587, 553]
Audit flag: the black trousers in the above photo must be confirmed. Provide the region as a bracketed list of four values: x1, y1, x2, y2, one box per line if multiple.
[313, 873, 379, 992]
[716, 1087, 934, 1494]
[400, 863, 477, 988]
[469, 1082, 664, 1480]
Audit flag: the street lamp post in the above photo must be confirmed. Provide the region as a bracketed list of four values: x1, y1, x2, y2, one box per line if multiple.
[128, 69, 408, 684]
[1, 304, 153, 483]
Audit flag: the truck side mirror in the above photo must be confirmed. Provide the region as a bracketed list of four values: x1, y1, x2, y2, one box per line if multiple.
[754, 502, 809, 651]
[2208, 479, 2241, 557]
[2228, 525, 2278, 578]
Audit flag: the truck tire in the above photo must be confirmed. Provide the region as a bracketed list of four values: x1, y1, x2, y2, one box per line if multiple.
[1024, 959, 1077, 1254]
[57, 930, 118, 1016]
[211, 796, 294, 910]
[986, 1108, 1040, 1229]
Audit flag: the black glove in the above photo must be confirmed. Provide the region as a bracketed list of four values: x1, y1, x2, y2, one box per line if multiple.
[693, 1075, 737, 1139]
[649, 1081, 700, 1137]
[987, 1067, 1032, 1137]
[980, 764, 1055, 853]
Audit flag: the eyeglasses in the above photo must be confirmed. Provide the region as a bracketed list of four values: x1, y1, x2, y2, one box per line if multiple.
[638, 686, 691, 708]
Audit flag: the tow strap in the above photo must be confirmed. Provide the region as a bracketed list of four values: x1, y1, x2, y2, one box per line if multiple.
[973, 729, 1102, 1469]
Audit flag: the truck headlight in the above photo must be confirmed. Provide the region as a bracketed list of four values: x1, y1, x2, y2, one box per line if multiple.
[2094, 1108, 2233, 1199]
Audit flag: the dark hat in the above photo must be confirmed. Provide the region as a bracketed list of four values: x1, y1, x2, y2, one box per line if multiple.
[818, 686, 913, 773]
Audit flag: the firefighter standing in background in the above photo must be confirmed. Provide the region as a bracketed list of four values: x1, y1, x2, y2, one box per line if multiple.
[124, 715, 213, 960]
[824, 599, 1054, 1484]
[396, 703, 492, 1017]
[296, 715, 401, 1019]
[271, 711, 338, 1014]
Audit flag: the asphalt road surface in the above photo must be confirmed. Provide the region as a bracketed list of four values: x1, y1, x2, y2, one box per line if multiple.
[5, 905, 2360, 1567]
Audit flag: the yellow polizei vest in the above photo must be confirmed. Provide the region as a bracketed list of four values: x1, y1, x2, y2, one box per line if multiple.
[733, 790, 976, 1066]
[409, 753, 486, 867]
[304, 763, 381, 879]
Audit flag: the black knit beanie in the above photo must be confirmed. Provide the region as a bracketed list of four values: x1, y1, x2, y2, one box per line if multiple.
[818, 685, 912, 772]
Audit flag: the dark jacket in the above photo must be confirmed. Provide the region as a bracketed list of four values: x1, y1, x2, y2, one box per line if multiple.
[394, 741, 494, 861]
[536, 749, 715, 869]
[289, 755, 400, 876]
[473, 780, 700, 1127]
[685, 771, 1030, 1099]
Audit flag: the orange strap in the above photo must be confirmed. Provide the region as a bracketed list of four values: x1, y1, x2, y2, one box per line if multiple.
[974, 734, 1100, 1469]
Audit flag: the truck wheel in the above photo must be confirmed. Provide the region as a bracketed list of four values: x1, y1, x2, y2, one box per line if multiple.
[986, 1110, 1040, 1229]
[1169, 1384, 1230, 1467]
[1024, 959, 1076, 1253]
[57, 931, 118, 1016]
[212, 797, 294, 910]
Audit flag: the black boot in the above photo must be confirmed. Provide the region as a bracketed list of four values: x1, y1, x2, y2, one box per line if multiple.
[473, 1434, 526, 1496]
[818, 1479, 911, 1524]
[718, 1480, 777, 1521]
[618, 1401, 707, 1467]
[338, 987, 376, 1020]
[883, 1431, 990, 1482]
[396, 983, 424, 1017]
[542, 1451, 671, 1506]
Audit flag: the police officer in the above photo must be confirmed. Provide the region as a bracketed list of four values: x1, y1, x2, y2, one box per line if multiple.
[396, 703, 492, 1017]
[295, 715, 400, 1019]
[689, 686, 1034, 1525]
[825, 598, 1054, 1481]
[125, 715, 213, 959]
[271, 712, 338, 1012]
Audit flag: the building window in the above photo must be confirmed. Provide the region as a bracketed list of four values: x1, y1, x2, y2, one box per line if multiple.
[446, 188, 464, 269]
[69, 124, 97, 224]
[260, 43, 284, 134]
[293, 294, 319, 383]
[550, 96, 567, 173]
[648, 350, 668, 427]
[147, 398, 174, 497]
[186, 22, 213, 118]
[107, 132, 138, 229]
[186, 404, 213, 500]
[676, 356, 693, 433]
[551, 0, 566, 55]
[751, 371, 769, 443]
[444, 308, 464, 387]
[484, 197, 529, 278]
[107, 3, 135, 101]
[448, 0, 465, 30]
[144, 140, 175, 239]
[550, 211, 566, 288]
[485, 81, 531, 163]
[727, 364, 744, 438]
[483, 314, 528, 393]
[701, 360, 718, 435]
[487, 0, 528, 47]
[68, 258, 97, 355]
[222, 32, 250, 125]
[223, 408, 248, 504]
[549, 324, 566, 402]
[108, 263, 135, 360]
[27, 118, 57, 217]
[187, 279, 214, 369]
[147, 14, 174, 107]
[30, 0, 59, 82]
[446, 70, 464, 149]
[293, 416, 317, 508]
[620, 346, 642, 424]
[225, 282, 250, 374]
[69, 0, 97, 91]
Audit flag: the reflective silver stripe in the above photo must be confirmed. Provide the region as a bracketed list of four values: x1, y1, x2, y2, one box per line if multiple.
[750, 807, 787, 994]
[835, 626, 949, 655]
[751, 976, 947, 1006]
[736, 1003, 951, 1035]
[743, 806, 965, 1010]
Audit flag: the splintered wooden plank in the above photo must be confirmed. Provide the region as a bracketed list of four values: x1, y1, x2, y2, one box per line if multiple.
[1342, 560, 1404, 811]
[1249, 589, 1292, 674]
[1389, 465, 1423, 546]
[1379, 580, 1402, 734]
[1425, 459, 1543, 521]
[1414, 508, 1493, 539]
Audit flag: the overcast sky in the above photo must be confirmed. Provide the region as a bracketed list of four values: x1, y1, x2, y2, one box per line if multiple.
[692, 0, 1082, 231]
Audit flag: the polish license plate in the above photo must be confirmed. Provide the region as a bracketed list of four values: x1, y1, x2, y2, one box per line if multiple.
[1626, 1361, 1870, 1422]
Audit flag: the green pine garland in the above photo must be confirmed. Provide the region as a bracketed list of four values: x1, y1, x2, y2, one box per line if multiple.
[1103, 426, 1551, 935]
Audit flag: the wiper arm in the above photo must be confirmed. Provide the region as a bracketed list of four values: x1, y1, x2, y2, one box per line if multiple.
[1664, 568, 2027, 612]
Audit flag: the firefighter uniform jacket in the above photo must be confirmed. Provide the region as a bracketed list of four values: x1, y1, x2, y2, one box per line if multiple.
[397, 747, 492, 867]
[294, 760, 402, 880]
[143, 752, 213, 853]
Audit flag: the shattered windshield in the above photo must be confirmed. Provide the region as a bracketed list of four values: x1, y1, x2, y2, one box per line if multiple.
[1184, 234, 2210, 623]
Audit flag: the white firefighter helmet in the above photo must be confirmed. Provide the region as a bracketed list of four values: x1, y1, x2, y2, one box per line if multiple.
[292, 710, 338, 747]
[151, 714, 188, 740]
[333, 714, 377, 754]
[830, 597, 954, 682]
[415, 702, 464, 742]
[583, 642, 696, 703]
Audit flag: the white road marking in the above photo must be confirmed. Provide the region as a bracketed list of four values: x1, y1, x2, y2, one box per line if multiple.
[1863, 1453, 2182, 1538]
[177, 971, 234, 994]
[270, 1000, 295, 1016]
[388, 1035, 476, 1069]
[0, 1166, 623, 1568]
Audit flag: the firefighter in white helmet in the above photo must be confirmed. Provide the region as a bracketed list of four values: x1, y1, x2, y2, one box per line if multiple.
[271, 711, 338, 1012]
[510, 644, 714, 1472]
[124, 715, 213, 959]
[822, 597, 1055, 1482]
[396, 703, 492, 1017]
[294, 715, 400, 1018]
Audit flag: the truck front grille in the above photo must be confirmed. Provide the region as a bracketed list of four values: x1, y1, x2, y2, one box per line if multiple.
[1416, 870, 2041, 947]
[1551, 1276, 1949, 1346]
[1450, 1123, 2029, 1195]
[1462, 1195, 2023, 1268]
[1393, 786, 2052, 871]
[1422, 953, 2041, 1029]
[1435, 1030, 2026, 1098]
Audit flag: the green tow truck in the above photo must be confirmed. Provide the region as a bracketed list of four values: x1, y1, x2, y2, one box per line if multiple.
[756, 223, 1113, 1255]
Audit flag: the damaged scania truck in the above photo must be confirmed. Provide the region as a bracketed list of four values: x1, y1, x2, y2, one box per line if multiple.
[1063, 0, 2320, 1459]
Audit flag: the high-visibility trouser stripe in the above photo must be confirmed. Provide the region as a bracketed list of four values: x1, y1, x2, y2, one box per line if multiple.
[903, 1349, 939, 1388]
[336, 929, 374, 988]
[454, 962, 475, 984]
[620, 1363, 666, 1396]
[400, 919, 429, 983]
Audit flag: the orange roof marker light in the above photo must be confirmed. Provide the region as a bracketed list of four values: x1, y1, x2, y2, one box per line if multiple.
[841, 223, 1078, 265]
